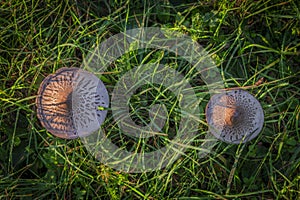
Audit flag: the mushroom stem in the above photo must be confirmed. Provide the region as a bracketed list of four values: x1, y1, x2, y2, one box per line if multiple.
[220, 77, 265, 91]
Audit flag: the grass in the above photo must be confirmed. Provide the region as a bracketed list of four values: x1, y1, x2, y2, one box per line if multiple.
[0, 0, 299, 199]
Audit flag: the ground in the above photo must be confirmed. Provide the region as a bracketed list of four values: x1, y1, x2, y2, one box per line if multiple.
[0, 0, 299, 199]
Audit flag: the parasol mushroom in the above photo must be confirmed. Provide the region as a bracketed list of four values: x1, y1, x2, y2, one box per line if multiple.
[205, 89, 264, 144]
[36, 67, 109, 139]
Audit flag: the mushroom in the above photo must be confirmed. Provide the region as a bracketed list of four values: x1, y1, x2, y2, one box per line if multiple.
[36, 67, 109, 139]
[205, 89, 264, 144]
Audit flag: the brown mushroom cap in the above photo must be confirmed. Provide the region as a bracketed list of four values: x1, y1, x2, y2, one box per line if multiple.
[36, 67, 109, 139]
[205, 89, 264, 144]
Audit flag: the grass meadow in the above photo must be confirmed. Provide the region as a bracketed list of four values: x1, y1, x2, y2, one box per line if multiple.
[0, 0, 299, 199]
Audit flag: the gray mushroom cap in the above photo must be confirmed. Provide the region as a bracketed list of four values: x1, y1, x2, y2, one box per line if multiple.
[36, 67, 109, 139]
[205, 89, 264, 144]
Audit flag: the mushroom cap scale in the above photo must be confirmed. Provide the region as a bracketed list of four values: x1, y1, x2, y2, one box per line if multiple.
[71, 68, 109, 137]
[205, 89, 264, 144]
[36, 68, 77, 139]
[36, 67, 109, 139]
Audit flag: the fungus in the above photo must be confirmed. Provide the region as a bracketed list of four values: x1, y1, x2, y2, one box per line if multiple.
[205, 89, 264, 144]
[36, 67, 109, 139]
